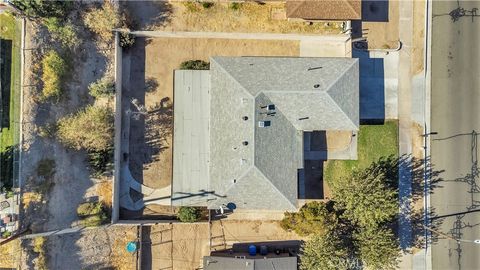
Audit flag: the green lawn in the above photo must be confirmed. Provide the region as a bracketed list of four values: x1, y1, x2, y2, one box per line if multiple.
[0, 13, 22, 188]
[324, 121, 399, 185]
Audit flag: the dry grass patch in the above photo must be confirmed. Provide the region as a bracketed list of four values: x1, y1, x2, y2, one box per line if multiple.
[109, 227, 137, 270]
[160, 2, 342, 34]
[0, 239, 21, 268]
[96, 179, 112, 207]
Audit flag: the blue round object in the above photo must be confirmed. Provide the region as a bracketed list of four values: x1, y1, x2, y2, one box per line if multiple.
[126, 241, 138, 253]
[248, 245, 257, 256]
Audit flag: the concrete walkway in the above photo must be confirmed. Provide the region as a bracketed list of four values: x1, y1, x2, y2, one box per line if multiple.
[397, 0, 430, 269]
[119, 165, 171, 211]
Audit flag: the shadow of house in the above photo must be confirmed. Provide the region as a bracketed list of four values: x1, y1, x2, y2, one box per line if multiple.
[362, 0, 389, 22]
[0, 39, 12, 129]
[123, 38, 147, 184]
[353, 50, 385, 123]
[298, 131, 326, 200]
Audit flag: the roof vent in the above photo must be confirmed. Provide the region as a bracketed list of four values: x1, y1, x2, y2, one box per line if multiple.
[258, 121, 271, 127]
[233, 179, 237, 183]
[260, 104, 275, 110]
[242, 141, 248, 146]
[242, 116, 248, 121]
[314, 84, 320, 88]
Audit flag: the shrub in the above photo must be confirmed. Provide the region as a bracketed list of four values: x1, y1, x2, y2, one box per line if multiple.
[1, 231, 11, 238]
[88, 76, 115, 98]
[77, 202, 109, 227]
[183, 1, 200, 12]
[5, 190, 14, 199]
[34, 159, 56, 196]
[36, 159, 55, 179]
[87, 146, 114, 177]
[43, 17, 79, 49]
[119, 32, 135, 48]
[178, 206, 201, 222]
[32, 236, 47, 270]
[229, 2, 241, 10]
[202, 2, 214, 9]
[10, 0, 72, 18]
[38, 122, 58, 138]
[179, 60, 210, 70]
[57, 105, 114, 152]
[280, 201, 337, 236]
[41, 50, 67, 101]
[77, 202, 104, 217]
[83, 2, 121, 41]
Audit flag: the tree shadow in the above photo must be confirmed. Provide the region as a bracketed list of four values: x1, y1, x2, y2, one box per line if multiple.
[121, 1, 173, 30]
[144, 77, 159, 93]
[143, 97, 173, 167]
[364, 154, 445, 250]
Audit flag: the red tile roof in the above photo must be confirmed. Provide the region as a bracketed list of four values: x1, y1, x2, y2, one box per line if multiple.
[286, 0, 362, 20]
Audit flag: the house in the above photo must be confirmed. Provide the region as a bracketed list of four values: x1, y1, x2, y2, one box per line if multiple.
[203, 256, 297, 270]
[204, 241, 300, 270]
[172, 56, 359, 211]
[286, 0, 362, 21]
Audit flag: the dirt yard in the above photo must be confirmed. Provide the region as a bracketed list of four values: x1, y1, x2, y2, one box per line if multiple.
[125, 37, 299, 209]
[412, 0, 426, 75]
[145, 220, 302, 270]
[20, 10, 113, 233]
[20, 226, 138, 270]
[128, 1, 342, 34]
[362, 0, 400, 49]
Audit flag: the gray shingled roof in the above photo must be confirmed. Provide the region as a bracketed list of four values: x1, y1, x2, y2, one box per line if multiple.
[207, 57, 359, 211]
[203, 256, 298, 270]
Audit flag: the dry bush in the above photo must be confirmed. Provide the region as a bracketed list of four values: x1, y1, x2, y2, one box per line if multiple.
[41, 50, 66, 101]
[57, 105, 114, 152]
[83, 2, 122, 41]
[96, 179, 112, 207]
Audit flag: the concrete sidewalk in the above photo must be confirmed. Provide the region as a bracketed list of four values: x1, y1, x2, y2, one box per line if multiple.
[397, 0, 430, 269]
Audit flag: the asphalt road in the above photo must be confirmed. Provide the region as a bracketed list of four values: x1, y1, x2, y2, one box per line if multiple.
[430, 1, 480, 269]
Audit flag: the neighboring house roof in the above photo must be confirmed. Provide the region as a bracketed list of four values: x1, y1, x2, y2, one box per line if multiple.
[286, 0, 362, 20]
[203, 256, 298, 270]
[207, 57, 359, 211]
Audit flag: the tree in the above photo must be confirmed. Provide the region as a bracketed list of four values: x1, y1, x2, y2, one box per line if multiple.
[83, 2, 122, 41]
[300, 231, 356, 270]
[41, 50, 66, 101]
[177, 206, 200, 222]
[354, 227, 400, 270]
[330, 169, 398, 228]
[9, 0, 72, 18]
[57, 105, 114, 151]
[43, 17, 79, 49]
[280, 201, 337, 236]
[179, 60, 210, 70]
